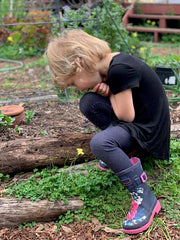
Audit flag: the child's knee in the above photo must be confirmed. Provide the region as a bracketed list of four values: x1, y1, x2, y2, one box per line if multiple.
[90, 132, 110, 156]
[90, 133, 102, 155]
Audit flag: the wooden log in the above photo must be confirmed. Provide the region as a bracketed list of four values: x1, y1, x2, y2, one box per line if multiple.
[0, 132, 94, 175]
[0, 197, 84, 229]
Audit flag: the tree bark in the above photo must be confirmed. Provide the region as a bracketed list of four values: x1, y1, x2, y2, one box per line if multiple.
[0, 132, 94, 175]
[0, 197, 84, 229]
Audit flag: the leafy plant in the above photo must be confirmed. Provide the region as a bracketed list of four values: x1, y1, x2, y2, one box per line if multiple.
[161, 33, 180, 43]
[59, 0, 144, 56]
[0, 110, 15, 130]
[0, 173, 10, 182]
[0, 0, 27, 18]
[25, 57, 48, 69]
[1, 9, 52, 58]
[145, 52, 180, 69]
[14, 125, 23, 134]
[40, 130, 47, 136]
[19, 221, 37, 229]
[24, 110, 35, 124]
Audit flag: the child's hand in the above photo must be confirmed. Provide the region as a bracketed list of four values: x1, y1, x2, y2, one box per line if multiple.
[93, 83, 110, 97]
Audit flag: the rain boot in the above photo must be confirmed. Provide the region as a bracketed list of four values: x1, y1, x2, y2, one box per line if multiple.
[116, 157, 161, 234]
[98, 160, 109, 171]
[98, 149, 138, 171]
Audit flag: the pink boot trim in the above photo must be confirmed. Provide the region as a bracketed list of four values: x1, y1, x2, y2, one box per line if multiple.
[122, 200, 161, 234]
[98, 163, 109, 171]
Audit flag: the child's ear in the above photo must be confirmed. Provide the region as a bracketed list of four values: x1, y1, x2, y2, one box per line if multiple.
[73, 57, 81, 67]
[73, 57, 83, 73]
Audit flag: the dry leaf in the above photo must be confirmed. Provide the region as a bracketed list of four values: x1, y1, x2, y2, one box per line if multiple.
[61, 225, 72, 233]
[0, 228, 8, 237]
[103, 226, 123, 234]
[0, 189, 7, 194]
[35, 224, 44, 232]
[91, 217, 101, 232]
[51, 224, 58, 232]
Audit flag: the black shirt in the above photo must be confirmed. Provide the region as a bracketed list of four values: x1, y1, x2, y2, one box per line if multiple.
[107, 53, 170, 160]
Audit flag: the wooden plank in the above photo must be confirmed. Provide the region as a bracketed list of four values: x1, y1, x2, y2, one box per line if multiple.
[128, 14, 180, 20]
[126, 26, 180, 42]
[126, 26, 180, 34]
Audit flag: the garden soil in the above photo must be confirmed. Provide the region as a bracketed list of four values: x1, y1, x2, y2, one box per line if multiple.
[0, 46, 180, 239]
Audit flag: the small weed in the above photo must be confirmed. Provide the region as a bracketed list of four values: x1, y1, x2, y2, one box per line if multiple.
[25, 57, 47, 69]
[40, 130, 47, 135]
[57, 210, 74, 228]
[24, 110, 35, 124]
[2, 79, 15, 89]
[19, 221, 37, 229]
[14, 126, 23, 134]
[137, 217, 172, 240]
[0, 173, 10, 182]
[0, 110, 15, 130]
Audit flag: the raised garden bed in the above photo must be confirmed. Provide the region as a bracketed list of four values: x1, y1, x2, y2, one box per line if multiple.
[122, 3, 180, 42]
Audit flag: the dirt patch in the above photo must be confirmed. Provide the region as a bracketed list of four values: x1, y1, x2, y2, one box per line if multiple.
[0, 217, 180, 240]
[1, 97, 180, 142]
[1, 100, 179, 142]
[151, 46, 180, 57]
[0, 101, 97, 142]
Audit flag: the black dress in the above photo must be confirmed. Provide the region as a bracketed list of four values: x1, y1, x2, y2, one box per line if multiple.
[106, 53, 170, 160]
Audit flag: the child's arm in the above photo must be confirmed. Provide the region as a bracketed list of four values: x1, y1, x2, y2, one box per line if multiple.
[110, 89, 135, 122]
[93, 83, 135, 122]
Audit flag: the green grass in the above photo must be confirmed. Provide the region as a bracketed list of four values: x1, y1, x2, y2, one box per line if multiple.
[150, 42, 180, 49]
[1, 138, 179, 235]
[25, 57, 48, 69]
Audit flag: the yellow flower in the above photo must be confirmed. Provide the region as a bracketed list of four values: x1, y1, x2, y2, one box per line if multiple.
[140, 47, 145, 51]
[151, 21, 156, 26]
[131, 45, 136, 49]
[132, 32, 137, 38]
[77, 148, 84, 155]
[147, 20, 151, 24]
[7, 36, 13, 42]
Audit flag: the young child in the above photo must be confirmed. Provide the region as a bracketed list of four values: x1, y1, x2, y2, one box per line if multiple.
[46, 29, 170, 234]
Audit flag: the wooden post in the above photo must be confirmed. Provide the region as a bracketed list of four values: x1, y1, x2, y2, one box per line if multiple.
[154, 31, 159, 42]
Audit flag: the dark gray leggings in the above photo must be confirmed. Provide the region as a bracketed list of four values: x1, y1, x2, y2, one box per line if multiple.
[80, 92, 138, 173]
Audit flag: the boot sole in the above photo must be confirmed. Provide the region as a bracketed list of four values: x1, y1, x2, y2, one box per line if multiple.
[122, 200, 161, 234]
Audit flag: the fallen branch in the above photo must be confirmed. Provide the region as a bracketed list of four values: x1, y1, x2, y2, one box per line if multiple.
[0, 132, 94, 174]
[0, 197, 84, 229]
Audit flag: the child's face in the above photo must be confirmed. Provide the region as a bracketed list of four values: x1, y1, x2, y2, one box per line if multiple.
[68, 69, 103, 92]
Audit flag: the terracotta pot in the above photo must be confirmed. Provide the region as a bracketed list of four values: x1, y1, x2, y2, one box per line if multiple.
[0, 105, 25, 128]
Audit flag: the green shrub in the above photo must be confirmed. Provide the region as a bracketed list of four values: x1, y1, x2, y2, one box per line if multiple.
[59, 0, 144, 56]
[1, 9, 52, 58]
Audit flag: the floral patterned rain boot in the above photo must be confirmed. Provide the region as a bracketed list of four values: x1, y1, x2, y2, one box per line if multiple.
[116, 157, 161, 234]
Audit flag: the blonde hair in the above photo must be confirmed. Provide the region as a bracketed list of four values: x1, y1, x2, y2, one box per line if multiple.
[46, 29, 111, 89]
